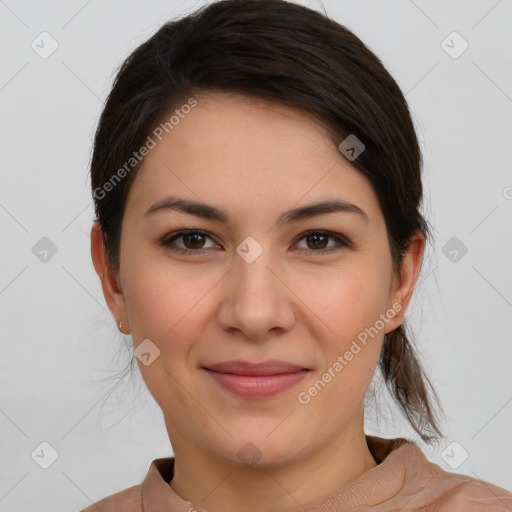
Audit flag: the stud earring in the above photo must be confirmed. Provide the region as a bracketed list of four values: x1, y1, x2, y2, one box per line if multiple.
[118, 320, 131, 334]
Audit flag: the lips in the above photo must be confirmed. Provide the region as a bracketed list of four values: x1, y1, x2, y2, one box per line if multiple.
[203, 359, 308, 376]
[202, 360, 310, 398]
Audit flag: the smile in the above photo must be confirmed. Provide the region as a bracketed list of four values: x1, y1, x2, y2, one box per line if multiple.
[203, 367, 310, 398]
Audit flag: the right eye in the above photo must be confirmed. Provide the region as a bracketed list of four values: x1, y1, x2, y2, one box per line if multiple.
[161, 230, 221, 255]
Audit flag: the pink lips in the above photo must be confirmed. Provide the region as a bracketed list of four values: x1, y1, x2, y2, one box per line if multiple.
[203, 360, 310, 398]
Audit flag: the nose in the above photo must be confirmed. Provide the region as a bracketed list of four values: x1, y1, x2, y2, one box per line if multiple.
[217, 245, 296, 341]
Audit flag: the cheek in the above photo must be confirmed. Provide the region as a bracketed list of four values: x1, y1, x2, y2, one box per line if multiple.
[296, 265, 390, 400]
[296, 273, 386, 420]
[296, 263, 391, 343]
[123, 270, 177, 339]
[121, 263, 211, 410]
[123, 263, 215, 343]
[120, 230, 215, 336]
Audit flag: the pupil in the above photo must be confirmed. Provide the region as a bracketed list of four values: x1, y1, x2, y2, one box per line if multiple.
[310, 234, 327, 249]
[187, 233, 204, 249]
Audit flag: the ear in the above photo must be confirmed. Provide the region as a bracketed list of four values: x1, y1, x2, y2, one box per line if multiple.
[383, 230, 425, 333]
[90, 221, 129, 331]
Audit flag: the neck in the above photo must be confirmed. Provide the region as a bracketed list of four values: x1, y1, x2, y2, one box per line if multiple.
[167, 416, 377, 512]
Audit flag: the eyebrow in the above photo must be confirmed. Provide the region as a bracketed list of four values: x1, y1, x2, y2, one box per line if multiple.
[144, 196, 370, 226]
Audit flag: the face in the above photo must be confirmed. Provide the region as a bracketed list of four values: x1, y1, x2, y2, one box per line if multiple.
[92, 91, 422, 468]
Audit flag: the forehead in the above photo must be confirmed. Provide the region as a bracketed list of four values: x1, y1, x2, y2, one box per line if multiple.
[125, 92, 383, 227]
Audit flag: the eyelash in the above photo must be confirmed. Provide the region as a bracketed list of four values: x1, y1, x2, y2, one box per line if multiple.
[161, 229, 351, 256]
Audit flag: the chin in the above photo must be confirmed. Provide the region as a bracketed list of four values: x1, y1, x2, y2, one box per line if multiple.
[213, 430, 307, 470]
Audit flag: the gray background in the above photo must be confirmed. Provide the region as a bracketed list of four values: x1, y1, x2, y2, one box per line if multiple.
[0, 0, 511, 510]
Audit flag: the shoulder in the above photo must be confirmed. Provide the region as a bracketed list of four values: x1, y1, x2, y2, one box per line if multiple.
[370, 436, 512, 510]
[428, 474, 512, 511]
[410, 454, 512, 511]
[79, 483, 142, 512]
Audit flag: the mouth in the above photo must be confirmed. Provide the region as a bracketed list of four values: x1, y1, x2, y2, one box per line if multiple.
[202, 359, 310, 398]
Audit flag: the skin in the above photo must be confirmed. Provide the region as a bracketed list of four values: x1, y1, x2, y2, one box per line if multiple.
[91, 91, 424, 512]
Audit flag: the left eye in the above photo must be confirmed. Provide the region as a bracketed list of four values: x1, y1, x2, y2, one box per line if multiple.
[162, 229, 350, 255]
[294, 230, 350, 254]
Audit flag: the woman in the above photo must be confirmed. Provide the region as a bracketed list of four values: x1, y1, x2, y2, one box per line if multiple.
[83, 0, 512, 510]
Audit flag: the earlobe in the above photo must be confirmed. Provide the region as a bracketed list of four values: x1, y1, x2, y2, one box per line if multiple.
[90, 222, 128, 327]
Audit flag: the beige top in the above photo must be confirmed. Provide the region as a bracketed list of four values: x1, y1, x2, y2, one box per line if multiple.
[80, 435, 512, 511]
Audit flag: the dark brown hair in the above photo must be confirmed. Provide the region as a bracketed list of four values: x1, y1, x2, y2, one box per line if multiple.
[90, 0, 444, 443]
